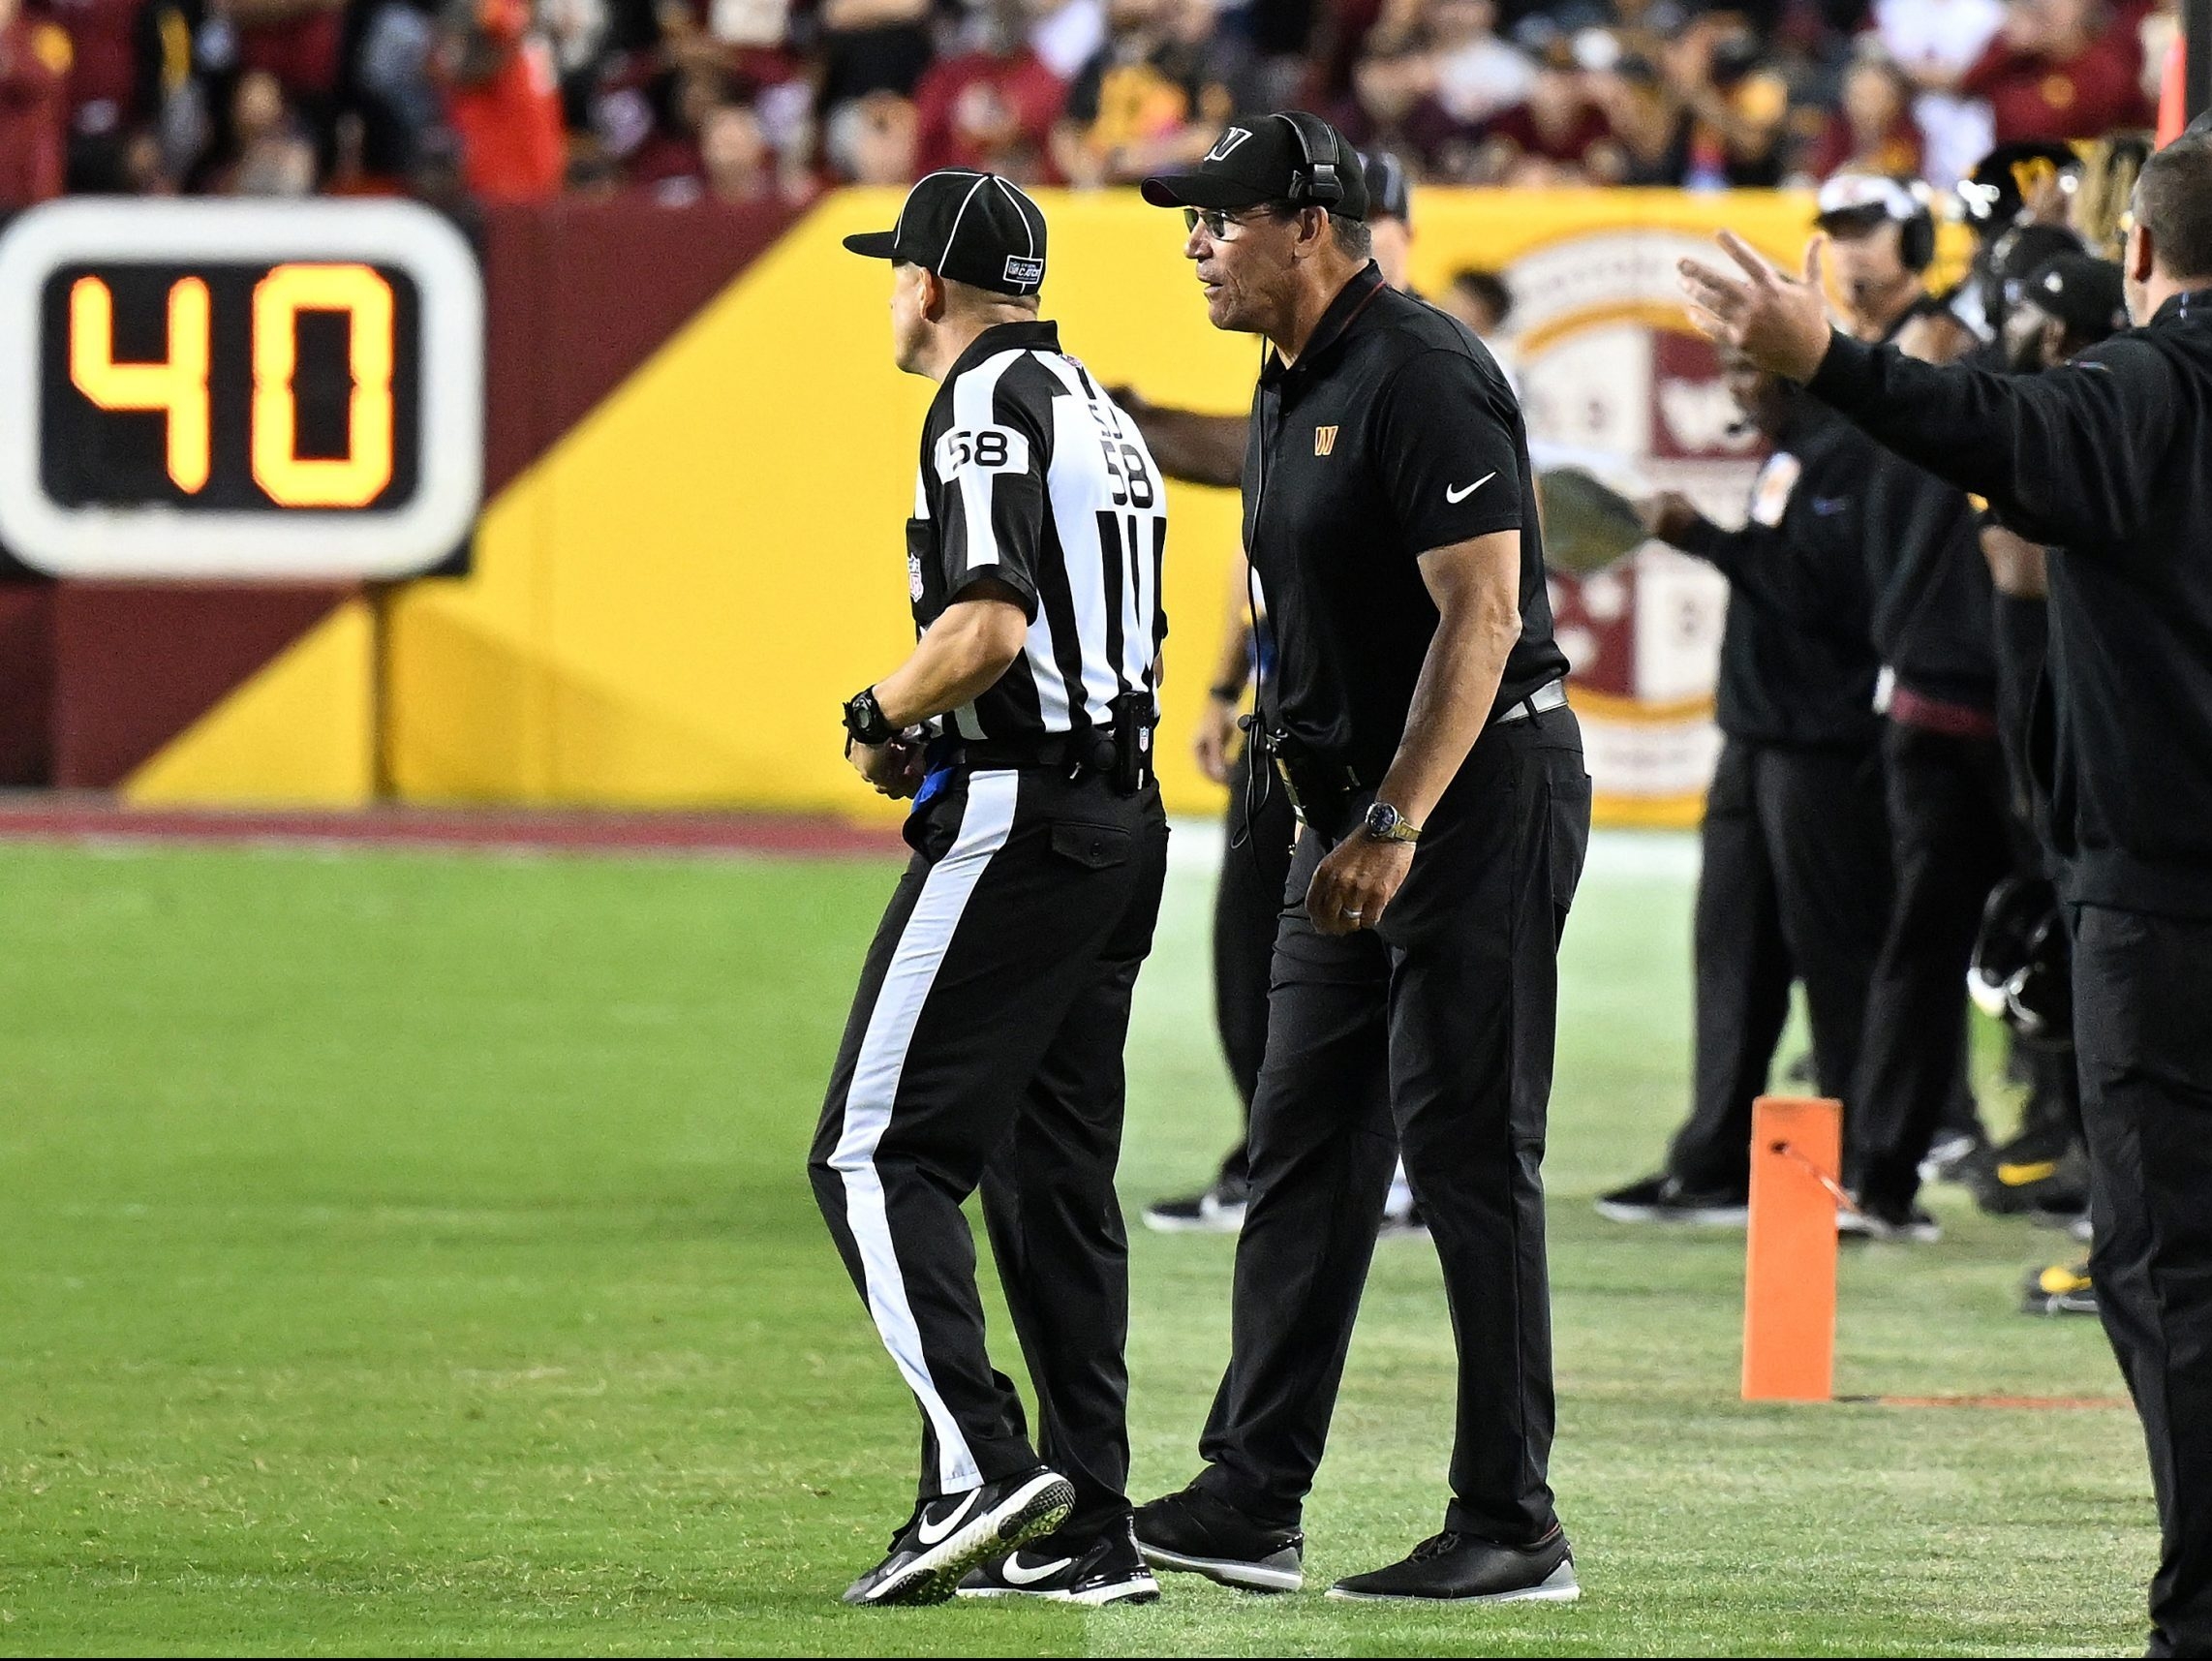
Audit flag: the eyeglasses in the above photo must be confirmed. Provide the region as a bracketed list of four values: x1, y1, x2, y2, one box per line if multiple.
[1183, 205, 1286, 240]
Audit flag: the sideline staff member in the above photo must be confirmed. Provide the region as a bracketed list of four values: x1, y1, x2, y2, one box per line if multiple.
[1597, 358, 1890, 1227]
[1134, 113, 1591, 1604]
[808, 169, 1171, 1610]
[1682, 131, 2212, 1655]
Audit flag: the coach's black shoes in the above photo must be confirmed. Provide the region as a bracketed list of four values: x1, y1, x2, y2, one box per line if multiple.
[1328, 1527, 1581, 1604]
[1594, 1173, 1748, 1227]
[840, 1466, 1076, 1607]
[957, 1522, 1161, 1605]
[1133, 1483, 1304, 1591]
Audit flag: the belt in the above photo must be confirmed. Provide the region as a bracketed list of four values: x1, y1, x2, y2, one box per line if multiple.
[1494, 678, 1571, 725]
[939, 731, 1119, 772]
[1269, 679, 1570, 828]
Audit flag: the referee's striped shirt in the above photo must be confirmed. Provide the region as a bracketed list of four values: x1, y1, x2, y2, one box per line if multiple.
[907, 320, 1168, 744]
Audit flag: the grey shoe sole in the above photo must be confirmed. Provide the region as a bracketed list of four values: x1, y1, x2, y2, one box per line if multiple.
[1137, 1540, 1303, 1593]
[857, 1473, 1076, 1607]
[1325, 1558, 1581, 1605]
[1140, 1208, 1245, 1235]
[1837, 1212, 1941, 1244]
[1593, 1197, 1747, 1227]
[956, 1573, 1162, 1606]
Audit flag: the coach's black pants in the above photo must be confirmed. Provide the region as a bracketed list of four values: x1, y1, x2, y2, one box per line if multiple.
[1211, 739, 1300, 1188]
[2073, 905, 2212, 1657]
[808, 765, 1168, 1537]
[1192, 710, 1591, 1542]
[1667, 738, 1892, 1194]
[1852, 721, 2021, 1211]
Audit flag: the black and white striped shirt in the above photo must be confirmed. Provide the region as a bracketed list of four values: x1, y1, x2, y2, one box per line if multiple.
[906, 320, 1167, 744]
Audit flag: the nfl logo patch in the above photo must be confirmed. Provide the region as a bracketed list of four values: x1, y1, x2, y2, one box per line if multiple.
[908, 552, 925, 602]
[1314, 425, 1338, 456]
[1003, 255, 1045, 287]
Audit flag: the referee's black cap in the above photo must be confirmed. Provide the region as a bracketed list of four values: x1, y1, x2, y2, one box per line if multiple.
[843, 169, 1048, 295]
[1140, 113, 1370, 220]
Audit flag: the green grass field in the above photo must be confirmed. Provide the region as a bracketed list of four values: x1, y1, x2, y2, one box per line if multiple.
[0, 831, 2157, 1655]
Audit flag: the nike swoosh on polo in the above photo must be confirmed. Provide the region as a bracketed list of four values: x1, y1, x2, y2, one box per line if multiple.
[1811, 496, 1849, 515]
[1000, 1553, 1075, 1585]
[1445, 472, 1497, 504]
[916, 1490, 982, 1547]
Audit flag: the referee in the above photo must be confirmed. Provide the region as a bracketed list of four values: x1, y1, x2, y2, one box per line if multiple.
[1683, 130, 2212, 1655]
[807, 169, 1171, 1610]
[1133, 113, 1592, 1603]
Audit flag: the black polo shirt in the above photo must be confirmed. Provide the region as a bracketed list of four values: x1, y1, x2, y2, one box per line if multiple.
[1243, 261, 1568, 782]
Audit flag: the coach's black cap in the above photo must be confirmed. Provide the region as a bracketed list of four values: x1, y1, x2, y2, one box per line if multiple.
[2019, 252, 2128, 338]
[843, 169, 1048, 295]
[1139, 112, 1369, 221]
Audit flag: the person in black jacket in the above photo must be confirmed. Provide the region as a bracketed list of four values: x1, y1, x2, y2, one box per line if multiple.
[1682, 130, 2212, 1653]
[1597, 357, 1891, 1224]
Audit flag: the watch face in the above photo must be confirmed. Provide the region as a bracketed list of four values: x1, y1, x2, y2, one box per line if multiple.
[1366, 802, 1398, 837]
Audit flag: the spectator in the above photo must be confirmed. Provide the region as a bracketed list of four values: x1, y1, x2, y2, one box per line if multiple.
[1583, 48, 1680, 180]
[823, 84, 914, 181]
[816, 0, 934, 109]
[653, 96, 812, 200]
[436, 0, 565, 200]
[1657, 15, 1792, 187]
[212, 66, 317, 193]
[1051, 0, 1241, 186]
[1424, 0, 1533, 127]
[118, 122, 179, 192]
[911, 0, 1066, 181]
[33, 0, 142, 187]
[1954, 0, 2153, 144]
[229, 0, 347, 119]
[1870, 0, 2000, 185]
[1806, 48, 1923, 179]
[1480, 38, 1625, 183]
[0, 0, 66, 205]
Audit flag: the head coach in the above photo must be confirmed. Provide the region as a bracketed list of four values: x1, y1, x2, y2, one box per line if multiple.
[1130, 111, 1592, 1604]
[806, 169, 1171, 1609]
[1683, 132, 2212, 1654]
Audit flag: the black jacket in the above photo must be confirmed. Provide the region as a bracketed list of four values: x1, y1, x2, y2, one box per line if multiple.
[1809, 288, 2212, 916]
[1675, 404, 1883, 751]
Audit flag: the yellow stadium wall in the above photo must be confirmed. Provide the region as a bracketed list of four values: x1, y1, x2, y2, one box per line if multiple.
[327, 188, 1961, 824]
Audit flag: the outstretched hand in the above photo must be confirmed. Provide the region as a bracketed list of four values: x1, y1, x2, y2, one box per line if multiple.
[1678, 231, 1836, 384]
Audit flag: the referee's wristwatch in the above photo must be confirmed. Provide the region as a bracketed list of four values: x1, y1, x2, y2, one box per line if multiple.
[1361, 801, 1421, 845]
[843, 687, 897, 748]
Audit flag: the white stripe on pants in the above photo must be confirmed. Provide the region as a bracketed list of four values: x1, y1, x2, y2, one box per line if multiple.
[826, 770, 1020, 1492]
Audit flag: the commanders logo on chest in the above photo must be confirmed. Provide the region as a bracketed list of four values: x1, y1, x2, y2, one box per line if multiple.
[1314, 425, 1338, 456]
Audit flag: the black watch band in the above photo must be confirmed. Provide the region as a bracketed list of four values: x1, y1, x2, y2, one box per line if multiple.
[843, 687, 896, 748]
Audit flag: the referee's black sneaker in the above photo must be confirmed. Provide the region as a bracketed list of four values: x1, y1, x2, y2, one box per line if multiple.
[1593, 1172, 1748, 1227]
[1133, 1483, 1304, 1592]
[1327, 1527, 1580, 1604]
[957, 1521, 1160, 1605]
[840, 1467, 1075, 1607]
[1142, 1174, 1248, 1234]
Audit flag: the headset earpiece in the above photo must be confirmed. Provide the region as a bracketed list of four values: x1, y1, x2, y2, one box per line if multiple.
[1274, 111, 1343, 207]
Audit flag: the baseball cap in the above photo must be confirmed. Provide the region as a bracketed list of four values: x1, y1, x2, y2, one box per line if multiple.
[1360, 147, 1412, 225]
[1815, 172, 1928, 232]
[2017, 252, 2127, 338]
[1139, 113, 1370, 221]
[842, 169, 1048, 296]
[1957, 138, 2080, 233]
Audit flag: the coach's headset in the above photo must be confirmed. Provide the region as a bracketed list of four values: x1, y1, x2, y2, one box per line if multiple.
[1816, 173, 1936, 273]
[1275, 109, 1346, 209]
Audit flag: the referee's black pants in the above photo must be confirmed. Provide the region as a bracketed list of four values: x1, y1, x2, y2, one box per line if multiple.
[1193, 710, 1591, 1542]
[808, 764, 1168, 1538]
[2074, 905, 2212, 1657]
[1852, 721, 2019, 1211]
[1211, 739, 1300, 1189]
[1666, 737, 1892, 1194]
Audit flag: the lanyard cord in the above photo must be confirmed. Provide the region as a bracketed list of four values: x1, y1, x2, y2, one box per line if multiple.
[1236, 333, 1279, 877]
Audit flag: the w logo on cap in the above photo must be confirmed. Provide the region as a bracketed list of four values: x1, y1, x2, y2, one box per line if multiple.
[1205, 128, 1255, 164]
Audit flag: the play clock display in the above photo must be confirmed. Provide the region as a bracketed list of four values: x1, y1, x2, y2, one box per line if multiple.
[0, 199, 483, 579]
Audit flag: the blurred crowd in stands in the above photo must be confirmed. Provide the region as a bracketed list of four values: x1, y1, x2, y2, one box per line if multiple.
[0, 0, 2175, 209]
